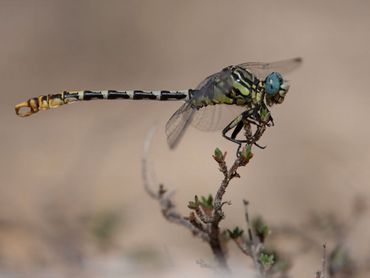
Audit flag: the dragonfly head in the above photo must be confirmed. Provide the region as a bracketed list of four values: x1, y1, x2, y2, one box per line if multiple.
[264, 72, 290, 106]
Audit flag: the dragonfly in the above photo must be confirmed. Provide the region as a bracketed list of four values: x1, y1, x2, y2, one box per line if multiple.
[15, 57, 302, 151]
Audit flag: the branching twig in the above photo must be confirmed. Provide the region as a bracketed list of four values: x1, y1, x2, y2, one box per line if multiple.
[141, 125, 369, 277]
[207, 147, 253, 270]
[142, 128, 291, 277]
[142, 128, 253, 272]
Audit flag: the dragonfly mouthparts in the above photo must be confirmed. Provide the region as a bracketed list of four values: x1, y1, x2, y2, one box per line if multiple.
[280, 81, 290, 92]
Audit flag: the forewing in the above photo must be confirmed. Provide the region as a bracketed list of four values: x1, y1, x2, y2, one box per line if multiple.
[190, 67, 241, 132]
[190, 104, 245, 132]
[237, 57, 302, 79]
[194, 68, 234, 100]
[165, 102, 195, 149]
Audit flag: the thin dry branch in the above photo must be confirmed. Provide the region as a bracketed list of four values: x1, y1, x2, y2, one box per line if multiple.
[207, 148, 253, 269]
[316, 244, 327, 278]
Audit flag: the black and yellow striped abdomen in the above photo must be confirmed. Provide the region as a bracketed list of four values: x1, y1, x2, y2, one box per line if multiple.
[15, 90, 190, 117]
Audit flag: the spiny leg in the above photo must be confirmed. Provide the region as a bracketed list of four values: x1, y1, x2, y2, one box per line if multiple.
[222, 113, 253, 145]
[231, 121, 245, 155]
[223, 116, 252, 143]
[231, 120, 244, 140]
[222, 115, 256, 156]
[222, 109, 270, 153]
[222, 107, 260, 143]
[222, 115, 243, 143]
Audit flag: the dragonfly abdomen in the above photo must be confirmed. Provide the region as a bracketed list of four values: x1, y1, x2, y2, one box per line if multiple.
[76, 90, 190, 100]
[15, 90, 190, 117]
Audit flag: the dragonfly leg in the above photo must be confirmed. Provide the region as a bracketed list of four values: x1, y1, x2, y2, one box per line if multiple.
[254, 141, 266, 149]
[222, 108, 271, 154]
[222, 113, 256, 146]
[242, 120, 267, 149]
[222, 113, 252, 144]
[231, 120, 244, 140]
[222, 117, 245, 145]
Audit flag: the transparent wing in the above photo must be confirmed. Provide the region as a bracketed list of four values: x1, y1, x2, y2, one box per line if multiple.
[194, 67, 234, 101]
[186, 67, 243, 132]
[166, 103, 245, 149]
[237, 57, 303, 79]
[165, 102, 195, 149]
[183, 67, 237, 132]
[190, 104, 245, 132]
[165, 70, 234, 148]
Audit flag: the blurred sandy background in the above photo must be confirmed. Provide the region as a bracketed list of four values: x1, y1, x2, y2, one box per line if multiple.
[1, 0, 370, 277]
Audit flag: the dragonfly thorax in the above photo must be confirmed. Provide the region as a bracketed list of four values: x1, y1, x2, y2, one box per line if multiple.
[189, 66, 265, 109]
[229, 67, 265, 106]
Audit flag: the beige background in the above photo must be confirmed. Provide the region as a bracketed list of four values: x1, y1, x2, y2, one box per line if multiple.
[1, 0, 370, 277]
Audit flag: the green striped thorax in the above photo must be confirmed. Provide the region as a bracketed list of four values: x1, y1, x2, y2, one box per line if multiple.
[230, 67, 263, 106]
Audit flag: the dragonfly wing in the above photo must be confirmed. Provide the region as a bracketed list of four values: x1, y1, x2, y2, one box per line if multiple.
[195, 71, 222, 90]
[165, 102, 195, 149]
[237, 57, 302, 79]
[166, 69, 234, 148]
[190, 104, 245, 132]
[190, 67, 240, 132]
[194, 68, 234, 100]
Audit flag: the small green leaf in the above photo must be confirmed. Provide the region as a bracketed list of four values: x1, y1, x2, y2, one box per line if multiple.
[201, 196, 207, 204]
[227, 226, 244, 239]
[213, 147, 226, 163]
[252, 217, 270, 243]
[258, 250, 275, 270]
[214, 147, 223, 158]
[200, 194, 213, 209]
[239, 144, 253, 162]
[246, 144, 252, 155]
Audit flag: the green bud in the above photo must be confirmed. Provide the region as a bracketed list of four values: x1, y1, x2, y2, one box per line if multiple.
[227, 226, 244, 239]
[200, 194, 213, 209]
[258, 250, 275, 270]
[252, 217, 270, 243]
[214, 147, 223, 158]
[239, 145, 253, 162]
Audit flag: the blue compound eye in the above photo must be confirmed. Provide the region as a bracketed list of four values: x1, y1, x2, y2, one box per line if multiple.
[264, 72, 283, 96]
